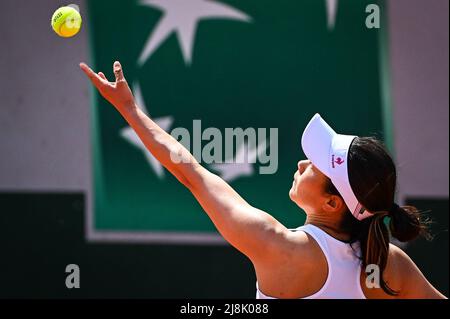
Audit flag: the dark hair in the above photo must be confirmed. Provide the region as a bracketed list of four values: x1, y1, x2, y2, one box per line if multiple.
[325, 137, 431, 296]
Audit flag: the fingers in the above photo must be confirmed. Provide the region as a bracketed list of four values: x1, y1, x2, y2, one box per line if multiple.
[79, 62, 104, 87]
[113, 61, 126, 83]
[80, 61, 126, 88]
[98, 72, 107, 80]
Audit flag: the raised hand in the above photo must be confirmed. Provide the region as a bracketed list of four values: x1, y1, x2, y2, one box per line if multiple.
[80, 61, 135, 112]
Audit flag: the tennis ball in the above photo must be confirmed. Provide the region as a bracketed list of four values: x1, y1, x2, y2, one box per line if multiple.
[51, 6, 82, 38]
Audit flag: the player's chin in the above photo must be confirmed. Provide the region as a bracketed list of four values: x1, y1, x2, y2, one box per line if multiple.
[288, 185, 296, 201]
[289, 186, 304, 209]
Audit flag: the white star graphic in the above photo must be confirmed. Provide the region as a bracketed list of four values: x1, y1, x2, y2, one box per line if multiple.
[120, 82, 174, 178]
[138, 0, 252, 66]
[325, 0, 339, 30]
[210, 138, 269, 182]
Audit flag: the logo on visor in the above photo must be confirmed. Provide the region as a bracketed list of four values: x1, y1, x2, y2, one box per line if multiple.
[331, 155, 345, 168]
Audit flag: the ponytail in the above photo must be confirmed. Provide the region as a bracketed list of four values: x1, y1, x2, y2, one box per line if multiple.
[349, 203, 431, 296]
[364, 212, 395, 294]
[389, 204, 432, 242]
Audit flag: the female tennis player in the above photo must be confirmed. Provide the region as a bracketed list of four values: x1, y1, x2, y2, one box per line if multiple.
[80, 61, 446, 299]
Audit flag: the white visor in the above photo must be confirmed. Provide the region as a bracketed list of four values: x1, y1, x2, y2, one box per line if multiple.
[301, 114, 373, 221]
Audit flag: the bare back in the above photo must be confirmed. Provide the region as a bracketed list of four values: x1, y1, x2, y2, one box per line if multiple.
[255, 228, 446, 299]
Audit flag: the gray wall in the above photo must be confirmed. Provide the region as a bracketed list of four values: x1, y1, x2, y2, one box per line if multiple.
[0, 0, 90, 192]
[388, 0, 449, 201]
[0, 0, 93, 238]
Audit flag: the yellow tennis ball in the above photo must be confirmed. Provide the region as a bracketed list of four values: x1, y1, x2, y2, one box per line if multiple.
[51, 6, 82, 38]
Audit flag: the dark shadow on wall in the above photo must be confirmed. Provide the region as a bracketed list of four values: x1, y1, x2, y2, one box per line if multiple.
[0, 193, 448, 298]
[0, 193, 255, 298]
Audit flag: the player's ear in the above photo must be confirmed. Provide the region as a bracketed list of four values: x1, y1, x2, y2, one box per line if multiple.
[323, 194, 345, 214]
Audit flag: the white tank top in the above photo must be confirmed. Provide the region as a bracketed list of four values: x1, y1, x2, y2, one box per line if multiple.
[256, 224, 367, 299]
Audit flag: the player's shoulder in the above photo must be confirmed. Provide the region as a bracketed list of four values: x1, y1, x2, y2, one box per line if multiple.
[386, 243, 446, 298]
[276, 227, 326, 265]
[384, 243, 418, 290]
[387, 243, 414, 269]
[258, 225, 328, 272]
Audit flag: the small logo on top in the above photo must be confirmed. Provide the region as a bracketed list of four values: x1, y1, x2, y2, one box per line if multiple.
[332, 155, 345, 168]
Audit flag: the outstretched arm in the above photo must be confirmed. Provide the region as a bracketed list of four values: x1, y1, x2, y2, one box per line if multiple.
[80, 61, 288, 261]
